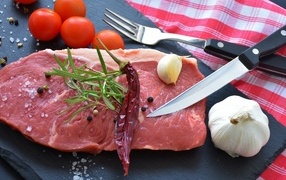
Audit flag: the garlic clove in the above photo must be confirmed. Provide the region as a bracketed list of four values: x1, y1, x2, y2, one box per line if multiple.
[157, 54, 182, 84]
[208, 95, 270, 158]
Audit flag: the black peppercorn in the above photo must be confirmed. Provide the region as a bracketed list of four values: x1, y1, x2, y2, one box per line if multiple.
[14, 19, 19, 26]
[147, 96, 154, 103]
[141, 106, 147, 112]
[0, 57, 7, 67]
[37, 87, 44, 94]
[45, 74, 51, 79]
[86, 115, 93, 122]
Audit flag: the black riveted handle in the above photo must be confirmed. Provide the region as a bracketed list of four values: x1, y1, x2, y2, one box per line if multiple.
[239, 25, 286, 69]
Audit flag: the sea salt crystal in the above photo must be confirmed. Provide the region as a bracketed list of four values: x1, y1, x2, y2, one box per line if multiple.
[26, 126, 32, 132]
[72, 161, 78, 166]
[80, 158, 87, 163]
[9, 37, 14, 43]
[24, 102, 30, 108]
[25, 81, 31, 86]
[1, 95, 7, 102]
[73, 174, 83, 180]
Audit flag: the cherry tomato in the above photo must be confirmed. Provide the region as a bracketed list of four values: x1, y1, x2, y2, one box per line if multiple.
[92, 29, 125, 50]
[54, 0, 86, 21]
[15, 0, 36, 4]
[28, 8, 62, 41]
[60, 16, 95, 48]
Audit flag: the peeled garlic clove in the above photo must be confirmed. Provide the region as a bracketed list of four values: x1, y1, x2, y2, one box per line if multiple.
[157, 54, 182, 84]
[208, 95, 270, 157]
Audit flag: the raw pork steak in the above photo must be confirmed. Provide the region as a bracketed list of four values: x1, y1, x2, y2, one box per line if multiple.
[0, 48, 206, 153]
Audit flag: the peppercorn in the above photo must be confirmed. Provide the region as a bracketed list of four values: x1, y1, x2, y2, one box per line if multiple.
[93, 109, 98, 116]
[8, 17, 15, 24]
[43, 85, 49, 90]
[86, 115, 93, 122]
[147, 96, 154, 103]
[0, 57, 7, 67]
[14, 19, 19, 26]
[141, 105, 147, 112]
[45, 74, 51, 79]
[17, 42, 23, 48]
[37, 87, 44, 94]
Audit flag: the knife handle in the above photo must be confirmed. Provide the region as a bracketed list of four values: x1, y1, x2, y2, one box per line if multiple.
[204, 39, 248, 60]
[240, 25, 286, 69]
[204, 38, 286, 76]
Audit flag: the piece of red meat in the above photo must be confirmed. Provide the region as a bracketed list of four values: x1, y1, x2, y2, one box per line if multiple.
[0, 48, 206, 154]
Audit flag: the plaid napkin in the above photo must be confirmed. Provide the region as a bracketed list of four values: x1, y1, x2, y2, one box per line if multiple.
[126, 0, 286, 179]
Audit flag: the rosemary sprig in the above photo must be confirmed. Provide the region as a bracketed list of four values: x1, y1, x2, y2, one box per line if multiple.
[45, 48, 127, 122]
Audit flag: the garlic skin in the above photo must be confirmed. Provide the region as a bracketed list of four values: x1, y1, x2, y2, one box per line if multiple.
[208, 95, 270, 158]
[157, 54, 182, 84]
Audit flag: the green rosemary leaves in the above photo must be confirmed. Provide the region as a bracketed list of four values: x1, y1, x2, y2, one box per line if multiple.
[45, 48, 127, 122]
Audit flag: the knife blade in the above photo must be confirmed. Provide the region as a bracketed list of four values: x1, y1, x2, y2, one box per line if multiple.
[147, 25, 286, 117]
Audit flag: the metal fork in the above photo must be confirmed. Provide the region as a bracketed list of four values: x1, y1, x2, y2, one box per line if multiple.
[103, 8, 206, 48]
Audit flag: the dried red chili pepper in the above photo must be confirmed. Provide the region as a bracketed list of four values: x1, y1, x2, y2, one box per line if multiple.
[97, 39, 140, 175]
[114, 62, 140, 175]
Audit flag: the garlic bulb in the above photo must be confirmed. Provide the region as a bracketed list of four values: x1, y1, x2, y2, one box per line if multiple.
[208, 95, 270, 157]
[157, 54, 182, 84]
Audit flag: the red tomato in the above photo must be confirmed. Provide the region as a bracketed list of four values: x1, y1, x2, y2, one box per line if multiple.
[92, 29, 125, 50]
[28, 8, 62, 41]
[60, 17, 95, 48]
[54, 0, 86, 21]
[15, 0, 36, 4]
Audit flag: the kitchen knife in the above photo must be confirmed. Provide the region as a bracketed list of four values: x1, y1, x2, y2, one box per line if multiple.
[201, 39, 286, 76]
[147, 25, 286, 117]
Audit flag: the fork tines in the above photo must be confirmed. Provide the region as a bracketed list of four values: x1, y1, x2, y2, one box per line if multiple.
[103, 8, 138, 41]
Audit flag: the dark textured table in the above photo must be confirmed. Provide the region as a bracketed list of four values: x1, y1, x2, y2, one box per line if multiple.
[0, 0, 286, 179]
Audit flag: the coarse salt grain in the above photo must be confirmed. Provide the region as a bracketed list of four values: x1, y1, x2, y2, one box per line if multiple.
[24, 102, 31, 108]
[26, 126, 32, 132]
[1, 95, 7, 101]
[25, 80, 31, 86]
[9, 37, 14, 43]
[81, 158, 87, 163]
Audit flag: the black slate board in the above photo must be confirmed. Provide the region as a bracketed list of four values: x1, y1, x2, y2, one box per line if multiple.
[0, 0, 285, 179]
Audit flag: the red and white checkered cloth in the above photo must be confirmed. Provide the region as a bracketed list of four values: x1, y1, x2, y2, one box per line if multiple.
[125, 0, 286, 179]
